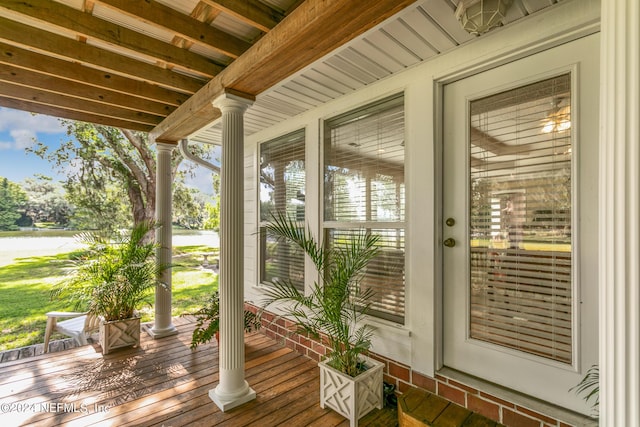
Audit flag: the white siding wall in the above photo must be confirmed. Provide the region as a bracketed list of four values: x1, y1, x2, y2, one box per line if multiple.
[243, 0, 600, 377]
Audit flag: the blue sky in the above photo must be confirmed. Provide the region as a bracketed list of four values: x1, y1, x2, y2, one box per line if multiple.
[0, 107, 67, 182]
[0, 107, 215, 194]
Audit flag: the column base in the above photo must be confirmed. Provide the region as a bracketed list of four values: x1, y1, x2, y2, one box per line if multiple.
[144, 323, 178, 339]
[209, 385, 256, 412]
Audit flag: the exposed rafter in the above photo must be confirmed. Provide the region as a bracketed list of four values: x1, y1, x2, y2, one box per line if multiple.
[0, 16, 205, 91]
[199, 0, 284, 32]
[0, 0, 297, 134]
[94, 0, 252, 60]
[0, 79, 163, 126]
[0, 96, 155, 131]
[0, 1, 223, 79]
[0, 42, 189, 107]
[0, 66, 172, 117]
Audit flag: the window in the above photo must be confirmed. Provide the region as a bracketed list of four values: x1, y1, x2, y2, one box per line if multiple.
[324, 94, 405, 324]
[259, 130, 306, 291]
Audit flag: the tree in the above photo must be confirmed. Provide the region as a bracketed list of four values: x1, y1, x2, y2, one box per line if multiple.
[65, 180, 130, 231]
[21, 175, 72, 226]
[0, 177, 27, 230]
[173, 182, 206, 229]
[203, 172, 220, 232]
[29, 121, 210, 231]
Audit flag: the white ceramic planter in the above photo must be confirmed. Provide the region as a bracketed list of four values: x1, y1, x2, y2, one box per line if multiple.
[319, 357, 384, 427]
[99, 317, 141, 355]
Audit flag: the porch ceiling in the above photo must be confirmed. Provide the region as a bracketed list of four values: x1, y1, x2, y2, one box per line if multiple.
[193, 0, 566, 145]
[0, 0, 564, 143]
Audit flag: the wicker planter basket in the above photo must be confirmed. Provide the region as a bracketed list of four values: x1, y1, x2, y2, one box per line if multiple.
[99, 317, 141, 355]
[319, 357, 384, 427]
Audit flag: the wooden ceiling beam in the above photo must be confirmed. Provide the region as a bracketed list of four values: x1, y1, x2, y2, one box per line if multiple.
[0, 97, 154, 132]
[152, 81, 225, 143]
[226, 0, 417, 95]
[94, 0, 251, 59]
[0, 65, 175, 117]
[0, 42, 189, 107]
[0, 81, 163, 127]
[0, 16, 205, 94]
[200, 0, 282, 32]
[151, 0, 418, 142]
[0, 0, 223, 79]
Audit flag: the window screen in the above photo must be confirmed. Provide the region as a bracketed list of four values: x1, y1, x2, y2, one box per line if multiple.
[469, 74, 573, 363]
[259, 129, 305, 291]
[324, 94, 405, 324]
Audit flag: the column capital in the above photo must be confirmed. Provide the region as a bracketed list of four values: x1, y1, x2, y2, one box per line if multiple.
[212, 91, 254, 113]
[155, 142, 176, 152]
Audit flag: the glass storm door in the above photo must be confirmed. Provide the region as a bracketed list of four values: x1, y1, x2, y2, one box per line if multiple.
[442, 34, 599, 414]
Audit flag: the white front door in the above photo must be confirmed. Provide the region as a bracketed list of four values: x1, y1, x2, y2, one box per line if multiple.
[442, 34, 599, 414]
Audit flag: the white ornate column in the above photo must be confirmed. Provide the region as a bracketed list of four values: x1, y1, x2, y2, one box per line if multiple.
[149, 142, 178, 338]
[209, 92, 255, 411]
[599, 1, 640, 426]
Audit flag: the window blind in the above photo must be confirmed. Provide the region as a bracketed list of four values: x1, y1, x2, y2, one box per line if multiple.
[259, 129, 306, 291]
[468, 74, 573, 363]
[324, 94, 405, 324]
[326, 228, 405, 323]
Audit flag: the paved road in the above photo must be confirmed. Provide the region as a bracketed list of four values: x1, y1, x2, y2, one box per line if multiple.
[0, 232, 219, 267]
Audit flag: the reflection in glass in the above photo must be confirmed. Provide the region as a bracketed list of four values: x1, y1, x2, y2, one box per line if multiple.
[468, 74, 573, 364]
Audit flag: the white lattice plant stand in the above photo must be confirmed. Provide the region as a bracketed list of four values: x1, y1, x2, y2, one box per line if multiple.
[319, 357, 384, 426]
[99, 317, 141, 355]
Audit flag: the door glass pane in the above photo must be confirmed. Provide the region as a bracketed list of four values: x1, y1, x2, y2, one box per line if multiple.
[469, 74, 573, 364]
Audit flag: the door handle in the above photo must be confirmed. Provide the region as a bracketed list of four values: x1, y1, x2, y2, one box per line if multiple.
[443, 238, 456, 248]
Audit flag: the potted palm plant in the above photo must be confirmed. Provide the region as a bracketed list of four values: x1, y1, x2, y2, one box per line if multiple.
[53, 221, 167, 354]
[571, 364, 599, 416]
[261, 212, 383, 427]
[186, 291, 261, 349]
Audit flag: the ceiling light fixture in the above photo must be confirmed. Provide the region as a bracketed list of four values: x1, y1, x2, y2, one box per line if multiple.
[541, 98, 571, 134]
[455, 0, 514, 35]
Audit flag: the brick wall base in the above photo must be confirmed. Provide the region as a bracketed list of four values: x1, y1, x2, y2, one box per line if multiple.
[247, 303, 583, 427]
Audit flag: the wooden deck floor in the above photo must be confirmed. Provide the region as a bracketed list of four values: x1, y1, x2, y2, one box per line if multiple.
[0, 317, 396, 426]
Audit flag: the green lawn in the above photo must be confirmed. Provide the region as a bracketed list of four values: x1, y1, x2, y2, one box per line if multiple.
[0, 244, 218, 352]
[0, 226, 211, 238]
[0, 229, 80, 238]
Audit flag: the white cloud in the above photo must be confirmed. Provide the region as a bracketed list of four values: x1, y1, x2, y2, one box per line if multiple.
[11, 129, 38, 149]
[0, 108, 66, 150]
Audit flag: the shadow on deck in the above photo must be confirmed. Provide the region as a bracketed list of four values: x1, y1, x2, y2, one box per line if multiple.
[0, 316, 397, 426]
